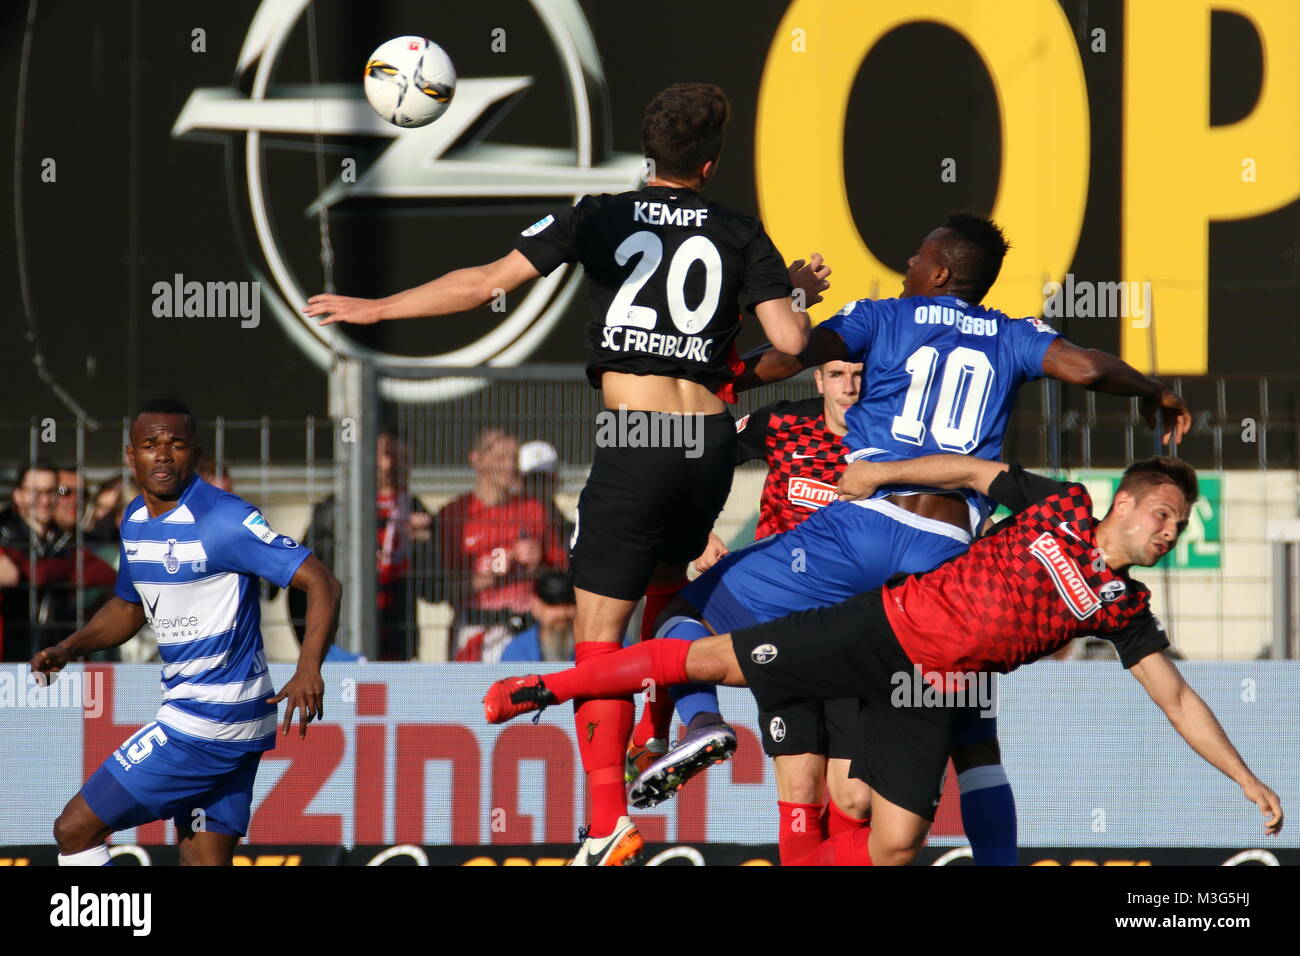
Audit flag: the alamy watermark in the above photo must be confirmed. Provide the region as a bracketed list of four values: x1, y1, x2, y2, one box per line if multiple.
[1043, 275, 1152, 327]
[1, 667, 104, 718]
[595, 405, 703, 459]
[151, 273, 260, 328]
[890, 666, 997, 717]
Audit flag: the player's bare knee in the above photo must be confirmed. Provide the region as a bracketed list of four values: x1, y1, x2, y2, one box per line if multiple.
[952, 737, 1001, 775]
[872, 843, 920, 867]
[686, 635, 741, 685]
[781, 772, 823, 805]
[53, 812, 91, 854]
[828, 778, 872, 819]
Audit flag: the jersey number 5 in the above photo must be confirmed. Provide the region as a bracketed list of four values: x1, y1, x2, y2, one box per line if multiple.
[124, 724, 169, 764]
[605, 231, 722, 334]
[891, 346, 994, 453]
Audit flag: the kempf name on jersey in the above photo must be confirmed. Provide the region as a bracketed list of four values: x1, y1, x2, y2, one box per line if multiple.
[788, 476, 837, 509]
[633, 201, 708, 228]
[600, 325, 714, 361]
[1028, 531, 1102, 619]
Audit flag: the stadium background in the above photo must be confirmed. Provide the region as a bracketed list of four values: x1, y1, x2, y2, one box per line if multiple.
[1, 0, 1298, 862]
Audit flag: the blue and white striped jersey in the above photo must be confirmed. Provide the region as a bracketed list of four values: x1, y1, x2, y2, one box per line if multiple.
[818, 294, 1061, 530]
[115, 475, 310, 753]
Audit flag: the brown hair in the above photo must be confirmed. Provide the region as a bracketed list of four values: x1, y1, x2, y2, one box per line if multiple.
[1117, 456, 1199, 507]
[642, 83, 730, 183]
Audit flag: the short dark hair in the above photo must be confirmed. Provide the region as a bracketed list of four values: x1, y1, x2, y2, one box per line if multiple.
[133, 397, 196, 439]
[534, 569, 575, 606]
[13, 460, 58, 489]
[642, 83, 730, 183]
[1117, 456, 1199, 507]
[934, 213, 1011, 303]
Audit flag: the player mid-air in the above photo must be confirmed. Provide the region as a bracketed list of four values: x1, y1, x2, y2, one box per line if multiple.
[305, 83, 830, 864]
[35, 399, 341, 866]
[626, 214, 1191, 866]
[486, 453, 1283, 865]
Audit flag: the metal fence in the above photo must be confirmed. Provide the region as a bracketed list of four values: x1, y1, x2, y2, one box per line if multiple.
[2, 367, 1298, 665]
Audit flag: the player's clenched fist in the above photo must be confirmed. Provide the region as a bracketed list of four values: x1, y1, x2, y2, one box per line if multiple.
[304, 293, 384, 326]
[1242, 779, 1284, 836]
[836, 459, 889, 501]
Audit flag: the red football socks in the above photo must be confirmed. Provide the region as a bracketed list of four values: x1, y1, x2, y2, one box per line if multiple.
[777, 801, 827, 865]
[826, 798, 871, 837]
[572, 641, 634, 839]
[546, 639, 691, 704]
[787, 826, 875, 866]
[632, 578, 688, 747]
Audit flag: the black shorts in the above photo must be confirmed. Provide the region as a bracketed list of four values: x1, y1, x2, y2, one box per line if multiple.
[756, 698, 861, 759]
[732, 590, 953, 821]
[571, 411, 736, 601]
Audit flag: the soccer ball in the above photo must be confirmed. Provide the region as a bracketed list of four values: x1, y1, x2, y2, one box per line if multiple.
[363, 36, 456, 128]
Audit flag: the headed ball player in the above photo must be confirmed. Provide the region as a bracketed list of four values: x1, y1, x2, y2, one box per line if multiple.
[36, 399, 342, 866]
[305, 83, 829, 864]
[626, 215, 1191, 866]
[486, 453, 1284, 864]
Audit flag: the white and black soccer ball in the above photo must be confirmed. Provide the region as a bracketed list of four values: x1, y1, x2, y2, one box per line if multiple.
[363, 36, 456, 128]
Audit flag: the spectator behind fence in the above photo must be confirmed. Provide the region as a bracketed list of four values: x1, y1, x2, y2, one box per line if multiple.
[518, 440, 575, 550]
[0, 463, 116, 661]
[87, 475, 132, 545]
[290, 431, 433, 660]
[197, 459, 234, 492]
[499, 570, 578, 663]
[435, 428, 568, 662]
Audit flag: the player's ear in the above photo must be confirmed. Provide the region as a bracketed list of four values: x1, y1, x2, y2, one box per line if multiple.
[934, 264, 951, 289]
[700, 158, 716, 183]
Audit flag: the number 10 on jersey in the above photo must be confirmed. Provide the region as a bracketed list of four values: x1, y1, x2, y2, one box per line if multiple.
[891, 346, 995, 453]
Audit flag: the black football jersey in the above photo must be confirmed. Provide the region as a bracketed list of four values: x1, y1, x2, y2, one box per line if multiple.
[514, 185, 792, 390]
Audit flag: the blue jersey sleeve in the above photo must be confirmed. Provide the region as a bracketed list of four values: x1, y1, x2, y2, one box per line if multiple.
[817, 298, 882, 359]
[114, 538, 140, 603]
[209, 497, 312, 588]
[1004, 316, 1061, 382]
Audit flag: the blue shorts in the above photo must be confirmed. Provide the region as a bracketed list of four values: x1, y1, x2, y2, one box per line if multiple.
[682, 499, 975, 758]
[82, 721, 264, 837]
[683, 498, 970, 632]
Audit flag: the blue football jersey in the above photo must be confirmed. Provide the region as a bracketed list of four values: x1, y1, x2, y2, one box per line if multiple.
[818, 294, 1060, 528]
[115, 476, 310, 753]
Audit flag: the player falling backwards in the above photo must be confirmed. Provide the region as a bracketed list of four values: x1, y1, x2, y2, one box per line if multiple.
[624, 214, 1192, 866]
[36, 399, 341, 866]
[487, 453, 1284, 865]
[305, 83, 829, 865]
[623, 360, 872, 855]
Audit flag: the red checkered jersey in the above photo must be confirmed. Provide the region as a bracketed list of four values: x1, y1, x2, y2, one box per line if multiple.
[735, 397, 849, 538]
[883, 464, 1169, 675]
[434, 491, 567, 614]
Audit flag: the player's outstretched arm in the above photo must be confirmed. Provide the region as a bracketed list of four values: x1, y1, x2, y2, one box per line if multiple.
[837, 454, 1009, 502]
[1129, 650, 1283, 835]
[267, 554, 341, 738]
[732, 325, 850, 393]
[30, 597, 146, 680]
[1041, 338, 1192, 445]
[305, 249, 541, 326]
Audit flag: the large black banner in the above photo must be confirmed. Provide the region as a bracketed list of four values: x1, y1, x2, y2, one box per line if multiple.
[2, 1, 1296, 445]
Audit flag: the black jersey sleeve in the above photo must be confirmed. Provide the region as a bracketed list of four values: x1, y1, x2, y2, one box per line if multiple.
[1103, 608, 1171, 668]
[987, 463, 1073, 515]
[513, 204, 579, 276]
[734, 403, 777, 465]
[739, 227, 793, 314]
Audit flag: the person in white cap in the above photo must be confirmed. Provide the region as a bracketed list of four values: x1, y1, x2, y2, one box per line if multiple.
[519, 440, 573, 552]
